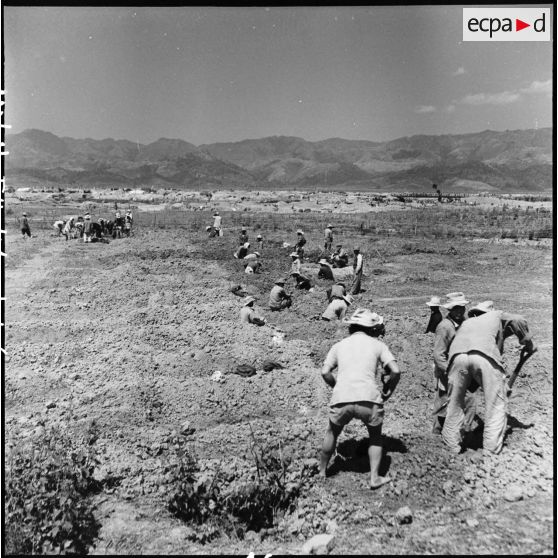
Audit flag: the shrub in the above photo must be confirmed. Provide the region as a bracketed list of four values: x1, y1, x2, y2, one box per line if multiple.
[5, 426, 101, 555]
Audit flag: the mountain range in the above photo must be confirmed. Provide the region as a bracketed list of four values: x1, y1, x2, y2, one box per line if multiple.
[5, 127, 553, 192]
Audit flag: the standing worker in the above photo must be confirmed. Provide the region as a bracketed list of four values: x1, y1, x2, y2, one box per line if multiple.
[431, 292, 476, 434]
[83, 214, 92, 243]
[295, 229, 307, 260]
[441, 301, 536, 454]
[324, 224, 334, 252]
[256, 234, 264, 251]
[350, 248, 364, 295]
[319, 308, 400, 488]
[213, 212, 222, 236]
[20, 212, 32, 239]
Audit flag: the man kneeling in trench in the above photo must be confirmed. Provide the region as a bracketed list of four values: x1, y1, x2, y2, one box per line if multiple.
[319, 308, 400, 489]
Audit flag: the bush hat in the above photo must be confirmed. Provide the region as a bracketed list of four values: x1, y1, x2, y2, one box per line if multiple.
[297, 229, 304, 234]
[343, 308, 383, 327]
[443, 292, 469, 309]
[243, 296, 256, 307]
[426, 296, 442, 307]
[318, 259, 330, 265]
[327, 223, 333, 228]
[468, 300, 494, 316]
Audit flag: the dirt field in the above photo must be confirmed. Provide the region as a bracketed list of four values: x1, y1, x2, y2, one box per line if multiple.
[4, 198, 554, 555]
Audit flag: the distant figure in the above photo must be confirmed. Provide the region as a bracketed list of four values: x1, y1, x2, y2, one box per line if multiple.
[326, 281, 346, 303]
[290, 252, 301, 275]
[239, 226, 249, 245]
[291, 272, 313, 291]
[324, 223, 334, 251]
[230, 284, 248, 297]
[20, 213, 31, 238]
[213, 212, 222, 236]
[114, 212, 125, 238]
[321, 294, 353, 322]
[244, 252, 262, 274]
[54, 220, 65, 236]
[83, 214, 92, 243]
[425, 296, 444, 334]
[269, 279, 292, 311]
[235, 242, 250, 259]
[240, 296, 266, 326]
[256, 234, 263, 251]
[350, 248, 364, 295]
[332, 244, 349, 268]
[318, 259, 335, 281]
[125, 211, 133, 236]
[63, 218, 75, 240]
[295, 229, 307, 259]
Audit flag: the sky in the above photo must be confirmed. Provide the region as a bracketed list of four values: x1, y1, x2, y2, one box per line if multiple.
[3, 5, 554, 145]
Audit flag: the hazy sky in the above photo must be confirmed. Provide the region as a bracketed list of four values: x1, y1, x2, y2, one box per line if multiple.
[4, 5, 553, 145]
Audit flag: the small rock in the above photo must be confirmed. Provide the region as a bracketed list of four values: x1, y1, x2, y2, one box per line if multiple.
[244, 530, 261, 543]
[301, 533, 335, 555]
[466, 517, 479, 528]
[45, 400, 56, 409]
[395, 506, 413, 525]
[180, 421, 196, 435]
[504, 486, 524, 502]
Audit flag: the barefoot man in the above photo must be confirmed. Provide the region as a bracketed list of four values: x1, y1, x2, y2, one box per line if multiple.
[319, 308, 401, 489]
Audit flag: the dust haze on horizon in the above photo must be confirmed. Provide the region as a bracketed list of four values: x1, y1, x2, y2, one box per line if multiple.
[4, 6, 553, 145]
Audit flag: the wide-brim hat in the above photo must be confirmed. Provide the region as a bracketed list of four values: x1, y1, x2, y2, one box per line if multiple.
[342, 295, 354, 305]
[426, 296, 442, 307]
[22, 212, 27, 216]
[468, 300, 494, 315]
[84, 215, 91, 220]
[241, 226, 247, 231]
[443, 292, 469, 309]
[297, 229, 304, 234]
[318, 259, 330, 265]
[327, 224, 333, 228]
[343, 308, 383, 327]
[244, 242, 250, 248]
[353, 247, 360, 252]
[257, 234, 262, 238]
[243, 296, 256, 307]
[254, 252, 260, 257]
[205, 226, 212, 231]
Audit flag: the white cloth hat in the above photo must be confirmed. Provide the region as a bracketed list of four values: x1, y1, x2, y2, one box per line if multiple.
[443, 292, 469, 309]
[318, 259, 330, 265]
[469, 300, 494, 315]
[426, 296, 442, 307]
[343, 308, 383, 327]
[243, 296, 256, 306]
[297, 229, 304, 234]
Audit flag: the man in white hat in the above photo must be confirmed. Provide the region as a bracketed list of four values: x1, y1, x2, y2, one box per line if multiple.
[442, 301, 536, 455]
[319, 308, 400, 489]
[321, 294, 353, 321]
[318, 259, 334, 281]
[331, 244, 349, 268]
[256, 233, 264, 251]
[294, 229, 306, 259]
[431, 292, 476, 434]
[212, 211, 222, 232]
[324, 223, 334, 252]
[425, 295, 444, 334]
[20, 212, 32, 238]
[269, 279, 292, 311]
[240, 296, 265, 326]
[83, 214, 92, 243]
[350, 247, 364, 295]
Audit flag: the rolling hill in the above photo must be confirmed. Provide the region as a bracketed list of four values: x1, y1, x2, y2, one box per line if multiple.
[5, 127, 553, 192]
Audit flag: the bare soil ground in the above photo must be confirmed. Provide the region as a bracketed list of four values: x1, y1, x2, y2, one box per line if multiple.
[4, 204, 554, 555]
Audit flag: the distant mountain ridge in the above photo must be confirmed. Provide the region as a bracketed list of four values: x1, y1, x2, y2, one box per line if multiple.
[5, 127, 553, 192]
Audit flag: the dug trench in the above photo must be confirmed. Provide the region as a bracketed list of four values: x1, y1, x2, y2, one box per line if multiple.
[4, 226, 553, 555]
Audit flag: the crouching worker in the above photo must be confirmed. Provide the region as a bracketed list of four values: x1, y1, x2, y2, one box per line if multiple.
[269, 279, 292, 311]
[240, 296, 266, 326]
[291, 271, 313, 291]
[442, 301, 536, 455]
[321, 294, 353, 321]
[319, 308, 400, 489]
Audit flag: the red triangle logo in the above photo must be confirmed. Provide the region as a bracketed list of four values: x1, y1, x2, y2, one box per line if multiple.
[516, 19, 530, 31]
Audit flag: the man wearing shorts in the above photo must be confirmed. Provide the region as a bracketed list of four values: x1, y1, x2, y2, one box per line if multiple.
[319, 308, 400, 489]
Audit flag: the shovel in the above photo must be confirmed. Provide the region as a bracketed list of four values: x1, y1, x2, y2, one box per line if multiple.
[506, 346, 537, 397]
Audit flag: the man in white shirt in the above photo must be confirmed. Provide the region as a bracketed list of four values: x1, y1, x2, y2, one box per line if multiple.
[321, 295, 353, 321]
[319, 308, 400, 489]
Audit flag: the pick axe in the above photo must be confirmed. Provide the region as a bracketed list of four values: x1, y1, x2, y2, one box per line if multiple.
[506, 346, 537, 397]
